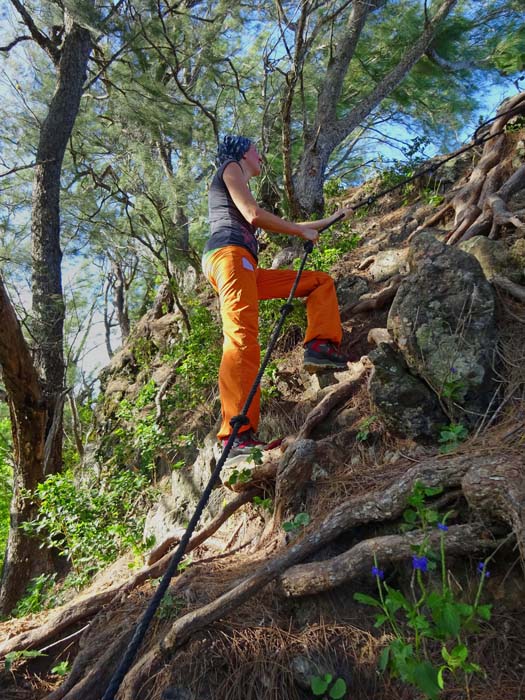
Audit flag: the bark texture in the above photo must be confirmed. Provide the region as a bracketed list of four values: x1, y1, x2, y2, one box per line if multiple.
[0, 278, 48, 614]
[31, 12, 92, 475]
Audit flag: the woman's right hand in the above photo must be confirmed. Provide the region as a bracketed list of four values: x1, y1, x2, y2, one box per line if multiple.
[299, 226, 319, 242]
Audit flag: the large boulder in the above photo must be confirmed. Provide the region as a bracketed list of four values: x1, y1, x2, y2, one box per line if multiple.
[368, 343, 447, 439]
[459, 236, 522, 283]
[388, 233, 497, 423]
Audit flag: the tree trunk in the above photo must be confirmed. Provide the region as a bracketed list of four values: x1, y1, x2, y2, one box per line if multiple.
[292, 0, 458, 216]
[0, 10, 92, 614]
[111, 260, 130, 341]
[0, 278, 48, 615]
[31, 12, 92, 476]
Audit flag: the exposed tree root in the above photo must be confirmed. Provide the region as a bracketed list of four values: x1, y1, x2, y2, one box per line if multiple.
[413, 90, 525, 244]
[146, 488, 260, 565]
[492, 276, 525, 303]
[296, 359, 369, 440]
[0, 587, 121, 659]
[0, 488, 260, 659]
[273, 439, 316, 527]
[111, 452, 512, 700]
[462, 459, 525, 561]
[340, 275, 401, 318]
[280, 523, 498, 596]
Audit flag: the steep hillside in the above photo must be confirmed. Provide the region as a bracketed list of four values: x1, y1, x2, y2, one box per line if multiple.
[1, 95, 525, 700]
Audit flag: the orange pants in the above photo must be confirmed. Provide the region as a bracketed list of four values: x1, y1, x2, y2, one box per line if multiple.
[203, 245, 343, 439]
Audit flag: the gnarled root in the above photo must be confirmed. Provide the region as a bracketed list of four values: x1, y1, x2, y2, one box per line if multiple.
[340, 275, 402, 318]
[462, 459, 525, 561]
[280, 523, 497, 596]
[115, 452, 506, 699]
[0, 488, 260, 660]
[413, 91, 525, 244]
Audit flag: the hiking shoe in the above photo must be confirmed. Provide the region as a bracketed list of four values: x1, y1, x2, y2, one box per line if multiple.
[303, 339, 348, 373]
[221, 429, 266, 458]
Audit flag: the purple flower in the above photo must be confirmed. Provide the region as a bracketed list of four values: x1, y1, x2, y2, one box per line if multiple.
[372, 566, 385, 580]
[477, 562, 490, 578]
[450, 367, 457, 374]
[437, 523, 448, 532]
[412, 556, 428, 572]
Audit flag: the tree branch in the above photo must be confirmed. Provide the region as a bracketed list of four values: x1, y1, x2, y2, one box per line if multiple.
[9, 0, 60, 63]
[0, 34, 31, 52]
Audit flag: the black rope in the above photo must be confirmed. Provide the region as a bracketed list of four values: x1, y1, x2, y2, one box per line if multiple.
[101, 215, 342, 700]
[101, 98, 525, 699]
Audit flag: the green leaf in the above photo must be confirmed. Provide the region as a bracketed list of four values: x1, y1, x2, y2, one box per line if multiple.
[5, 650, 46, 672]
[476, 604, 492, 621]
[385, 587, 411, 612]
[437, 665, 447, 689]
[353, 592, 382, 608]
[51, 661, 71, 676]
[294, 512, 310, 527]
[282, 521, 295, 532]
[436, 602, 461, 637]
[311, 674, 331, 695]
[412, 661, 441, 699]
[329, 677, 347, 699]
[403, 508, 418, 523]
[378, 646, 390, 672]
[373, 613, 389, 627]
[423, 486, 443, 497]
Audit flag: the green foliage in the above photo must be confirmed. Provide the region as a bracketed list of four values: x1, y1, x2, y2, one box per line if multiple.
[51, 661, 71, 677]
[282, 511, 310, 532]
[440, 375, 468, 403]
[21, 468, 155, 587]
[493, 27, 525, 75]
[4, 650, 47, 672]
[162, 302, 222, 409]
[12, 573, 57, 618]
[354, 485, 491, 699]
[246, 446, 264, 466]
[310, 673, 347, 699]
[0, 415, 13, 571]
[356, 415, 378, 442]
[294, 232, 361, 274]
[177, 556, 193, 573]
[258, 296, 306, 350]
[505, 115, 525, 133]
[438, 424, 469, 454]
[156, 592, 184, 620]
[262, 361, 282, 400]
[226, 468, 252, 487]
[253, 495, 273, 512]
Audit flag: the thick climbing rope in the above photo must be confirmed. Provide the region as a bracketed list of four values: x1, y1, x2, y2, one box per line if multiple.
[101, 100, 523, 700]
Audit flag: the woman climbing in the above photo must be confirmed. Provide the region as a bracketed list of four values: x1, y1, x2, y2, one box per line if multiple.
[203, 135, 352, 457]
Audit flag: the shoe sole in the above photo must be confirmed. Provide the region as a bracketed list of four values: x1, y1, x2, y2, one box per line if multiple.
[303, 360, 348, 374]
[223, 453, 251, 467]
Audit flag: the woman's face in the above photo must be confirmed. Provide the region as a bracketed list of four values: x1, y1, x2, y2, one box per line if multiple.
[243, 143, 262, 176]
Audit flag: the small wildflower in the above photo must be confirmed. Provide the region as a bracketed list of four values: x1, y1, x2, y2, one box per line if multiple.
[477, 561, 490, 578]
[437, 522, 449, 532]
[371, 566, 385, 580]
[450, 367, 457, 374]
[412, 555, 428, 572]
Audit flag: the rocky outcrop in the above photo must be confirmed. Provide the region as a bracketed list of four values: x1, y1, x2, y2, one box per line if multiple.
[388, 233, 497, 424]
[368, 343, 446, 439]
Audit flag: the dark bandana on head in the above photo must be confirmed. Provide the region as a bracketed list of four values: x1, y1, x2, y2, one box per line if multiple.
[217, 135, 252, 165]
